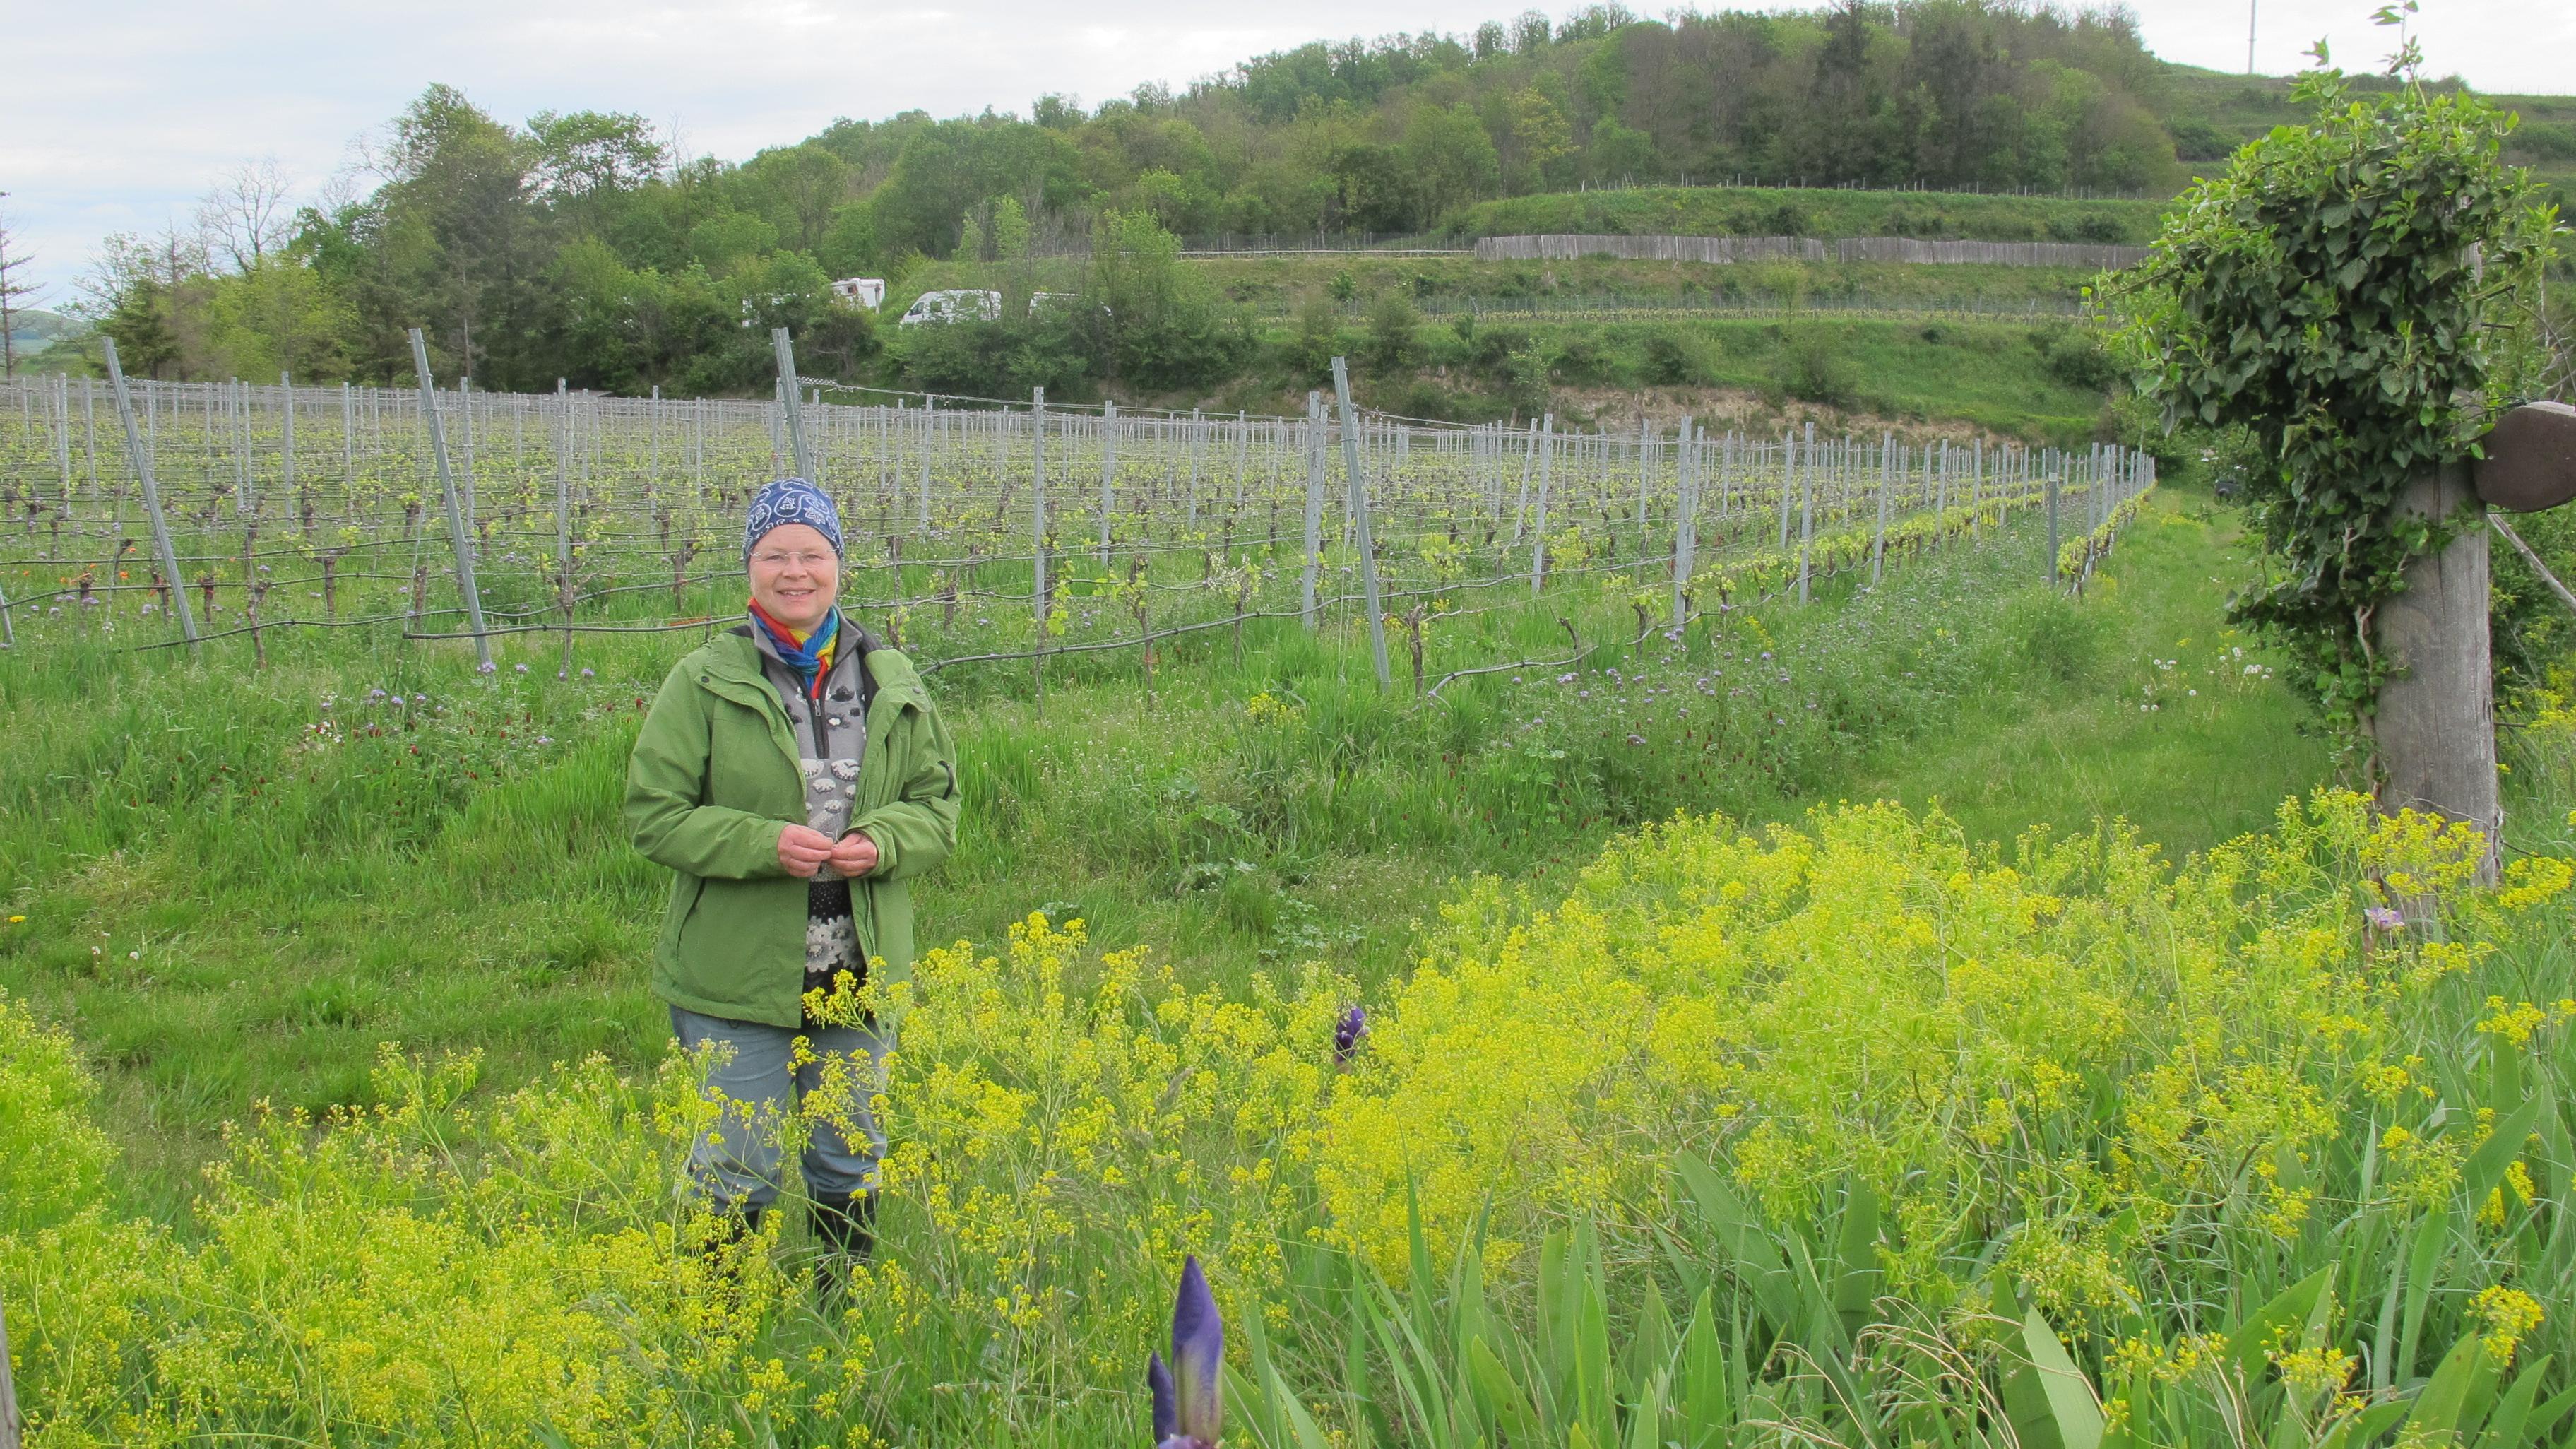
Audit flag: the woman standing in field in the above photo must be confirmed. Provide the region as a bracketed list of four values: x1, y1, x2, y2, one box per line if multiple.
[624, 477, 958, 1290]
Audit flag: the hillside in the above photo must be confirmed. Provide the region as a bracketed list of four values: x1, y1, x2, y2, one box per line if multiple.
[59, 0, 2575, 415]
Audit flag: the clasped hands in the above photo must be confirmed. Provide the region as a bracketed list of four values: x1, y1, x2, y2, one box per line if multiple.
[777, 823, 877, 879]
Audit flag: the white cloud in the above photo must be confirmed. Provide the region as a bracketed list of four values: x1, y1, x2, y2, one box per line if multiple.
[4, 0, 2563, 301]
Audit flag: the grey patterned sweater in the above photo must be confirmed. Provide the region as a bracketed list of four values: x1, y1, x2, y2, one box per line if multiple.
[740, 620, 874, 1021]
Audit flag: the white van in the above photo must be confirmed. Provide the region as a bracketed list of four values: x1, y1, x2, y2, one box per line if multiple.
[831, 277, 886, 309]
[898, 289, 1003, 326]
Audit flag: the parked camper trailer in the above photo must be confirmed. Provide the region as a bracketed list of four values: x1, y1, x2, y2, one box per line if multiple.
[830, 277, 886, 310]
[898, 289, 1003, 326]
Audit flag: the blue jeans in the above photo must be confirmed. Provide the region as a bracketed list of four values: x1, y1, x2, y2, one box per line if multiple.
[669, 1005, 892, 1209]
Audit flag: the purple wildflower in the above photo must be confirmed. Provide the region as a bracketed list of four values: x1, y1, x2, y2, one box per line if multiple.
[477, 661, 497, 675]
[514, 663, 529, 675]
[1334, 1005, 1368, 1066]
[580, 667, 595, 678]
[1147, 1255, 1223, 1449]
[1627, 733, 1647, 746]
[2366, 906, 2404, 932]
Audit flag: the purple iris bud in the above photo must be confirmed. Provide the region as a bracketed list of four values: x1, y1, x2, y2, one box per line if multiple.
[2365, 906, 2404, 931]
[1148, 1255, 1223, 1449]
[1334, 1005, 1368, 1066]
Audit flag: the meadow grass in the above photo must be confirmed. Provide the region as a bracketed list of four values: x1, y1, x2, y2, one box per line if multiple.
[8, 475, 2576, 1448]
[6, 483, 2324, 1219]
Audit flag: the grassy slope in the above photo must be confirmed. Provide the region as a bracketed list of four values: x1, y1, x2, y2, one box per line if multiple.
[2, 481, 2335, 1221]
[1856, 491, 2331, 850]
[2160, 65, 2576, 198]
[1443, 185, 2171, 243]
[1201, 315, 2115, 441]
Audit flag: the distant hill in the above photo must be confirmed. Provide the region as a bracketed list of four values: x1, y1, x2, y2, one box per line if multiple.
[2156, 65, 2576, 198]
[76, 2, 2575, 398]
[3, 307, 78, 353]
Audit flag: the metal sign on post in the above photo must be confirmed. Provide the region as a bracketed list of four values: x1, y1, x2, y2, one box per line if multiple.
[102, 336, 198, 650]
[1329, 357, 1391, 690]
[407, 328, 494, 671]
[2476, 401, 2576, 514]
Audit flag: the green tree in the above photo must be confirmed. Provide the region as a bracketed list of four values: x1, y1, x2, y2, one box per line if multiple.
[528, 110, 664, 237]
[204, 258, 357, 378]
[370, 84, 545, 384]
[1364, 290, 1420, 369]
[1400, 105, 1500, 226]
[740, 142, 853, 254]
[1503, 88, 1574, 192]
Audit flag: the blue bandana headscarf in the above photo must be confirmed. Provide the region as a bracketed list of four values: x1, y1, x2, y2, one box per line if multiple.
[743, 477, 843, 561]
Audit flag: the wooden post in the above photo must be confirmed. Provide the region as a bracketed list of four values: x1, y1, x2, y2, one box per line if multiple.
[2375, 461, 2500, 880]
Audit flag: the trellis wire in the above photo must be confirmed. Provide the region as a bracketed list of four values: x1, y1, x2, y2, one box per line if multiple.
[0, 369, 2151, 689]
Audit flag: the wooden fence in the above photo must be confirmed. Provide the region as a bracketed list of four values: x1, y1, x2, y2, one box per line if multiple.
[1473, 234, 2149, 268]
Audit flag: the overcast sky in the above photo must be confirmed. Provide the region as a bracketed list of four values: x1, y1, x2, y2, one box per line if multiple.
[6, 0, 2567, 302]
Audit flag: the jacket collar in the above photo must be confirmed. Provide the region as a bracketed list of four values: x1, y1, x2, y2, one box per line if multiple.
[704, 625, 925, 708]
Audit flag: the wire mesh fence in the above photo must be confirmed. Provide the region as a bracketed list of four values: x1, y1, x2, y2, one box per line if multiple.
[0, 362, 2153, 687]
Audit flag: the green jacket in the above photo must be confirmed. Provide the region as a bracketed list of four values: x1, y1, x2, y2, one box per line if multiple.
[624, 628, 959, 1028]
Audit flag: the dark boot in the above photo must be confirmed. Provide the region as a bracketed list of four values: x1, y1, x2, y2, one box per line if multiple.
[700, 1202, 766, 1270]
[811, 1190, 877, 1299]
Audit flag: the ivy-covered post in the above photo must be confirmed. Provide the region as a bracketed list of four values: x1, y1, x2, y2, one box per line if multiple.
[2373, 461, 2498, 862]
[2118, 32, 2552, 880]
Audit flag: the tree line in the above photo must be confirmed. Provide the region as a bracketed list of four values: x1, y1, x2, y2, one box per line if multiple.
[79, 0, 2194, 397]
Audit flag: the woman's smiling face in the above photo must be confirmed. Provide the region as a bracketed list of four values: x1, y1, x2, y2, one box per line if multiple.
[747, 522, 839, 631]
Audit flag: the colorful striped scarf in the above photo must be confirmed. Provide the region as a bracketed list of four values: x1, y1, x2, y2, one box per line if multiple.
[747, 600, 840, 700]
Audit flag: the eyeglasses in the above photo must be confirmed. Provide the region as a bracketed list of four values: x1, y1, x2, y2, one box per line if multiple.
[750, 550, 837, 570]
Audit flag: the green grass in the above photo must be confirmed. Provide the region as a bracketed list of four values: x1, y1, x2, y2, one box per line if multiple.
[1858, 494, 2331, 847]
[0, 483, 2339, 1218]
